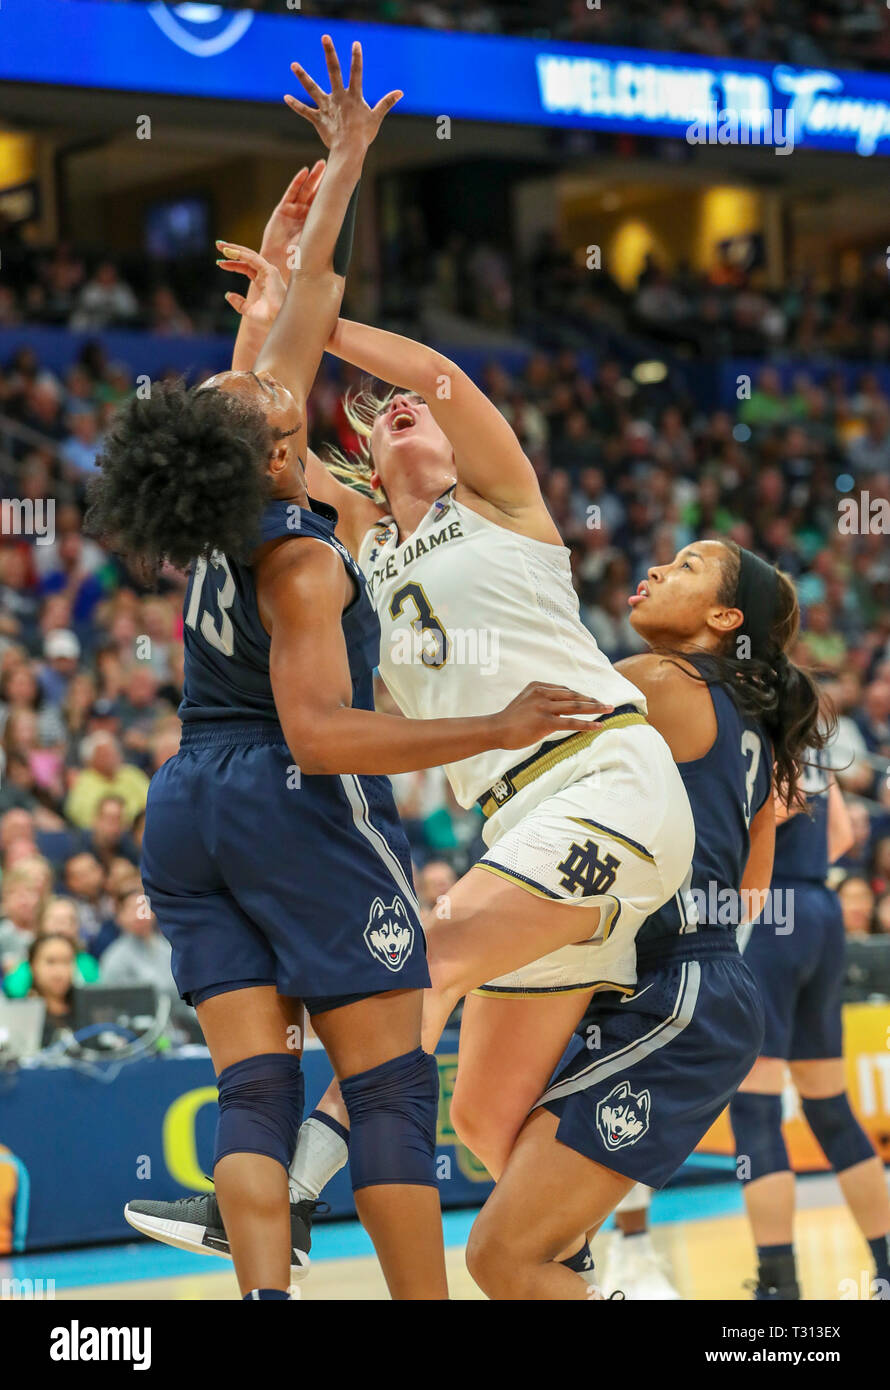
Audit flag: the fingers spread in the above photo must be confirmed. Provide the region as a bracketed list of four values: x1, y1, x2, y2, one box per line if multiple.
[348, 40, 363, 93]
[373, 90, 403, 120]
[284, 94, 320, 123]
[321, 34, 345, 92]
[289, 63, 325, 107]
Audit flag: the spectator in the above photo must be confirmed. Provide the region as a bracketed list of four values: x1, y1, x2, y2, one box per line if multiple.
[27, 933, 76, 1046]
[3, 896, 99, 997]
[846, 404, 890, 475]
[70, 262, 139, 331]
[39, 629, 81, 706]
[871, 835, 890, 896]
[62, 851, 110, 946]
[99, 884, 177, 1001]
[76, 793, 139, 870]
[839, 875, 876, 937]
[0, 661, 66, 746]
[0, 807, 37, 860]
[417, 858, 457, 915]
[60, 407, 103, 478]
[0, 866, 41, 973]
[874, 891, 890, 934]
[64, 731, 149, 830]
[835, 802, 874, 872]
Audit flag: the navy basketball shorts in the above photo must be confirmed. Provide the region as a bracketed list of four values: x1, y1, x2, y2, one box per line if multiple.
[739, 880, 844, 1060]
[140, 722, 430, 1009]
[536, 936, 765, 1190]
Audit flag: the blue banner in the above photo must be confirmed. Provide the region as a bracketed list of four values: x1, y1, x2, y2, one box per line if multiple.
[1, 0, 890, 156]
[0, 1037, 493, 1252]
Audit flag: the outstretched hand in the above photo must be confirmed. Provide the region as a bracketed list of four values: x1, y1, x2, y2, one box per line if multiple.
[216, 242, 287, 327]
[284, 36, 402, 154]
[260, 160, 326, 279]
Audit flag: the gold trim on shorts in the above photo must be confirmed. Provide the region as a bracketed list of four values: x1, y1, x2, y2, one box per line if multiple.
[472, 979, 634, 999]
[477, 711, 648, 820]
[568, 816, 656, 865]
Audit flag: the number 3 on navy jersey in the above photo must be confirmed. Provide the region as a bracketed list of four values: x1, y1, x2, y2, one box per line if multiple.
[740, 729, 762, 827]
[185, 552, 236, 657]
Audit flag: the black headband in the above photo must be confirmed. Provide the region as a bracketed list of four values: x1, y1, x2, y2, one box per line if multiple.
[734, 547, 780, 659]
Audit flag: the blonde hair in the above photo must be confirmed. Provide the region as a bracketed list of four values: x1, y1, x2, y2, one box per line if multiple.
[320, 383, 395, 503]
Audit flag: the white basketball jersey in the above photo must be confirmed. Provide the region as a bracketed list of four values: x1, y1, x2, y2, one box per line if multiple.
[357, 489, 647, 808]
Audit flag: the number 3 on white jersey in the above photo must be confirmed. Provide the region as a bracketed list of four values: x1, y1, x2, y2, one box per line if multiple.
[740, 729, 762, 828]
[185, 551, 236, 657]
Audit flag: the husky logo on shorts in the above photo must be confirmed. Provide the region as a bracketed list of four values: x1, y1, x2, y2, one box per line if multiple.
[364, 896, 414, 972]
[596, 1080, 651, 1150]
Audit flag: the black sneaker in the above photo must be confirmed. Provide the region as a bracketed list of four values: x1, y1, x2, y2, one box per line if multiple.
[744, 1276, 801, 1301]
[124, 1192, 320, 1282]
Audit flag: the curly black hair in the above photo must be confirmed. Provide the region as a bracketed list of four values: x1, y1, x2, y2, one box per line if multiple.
[85, 379, 275, 574]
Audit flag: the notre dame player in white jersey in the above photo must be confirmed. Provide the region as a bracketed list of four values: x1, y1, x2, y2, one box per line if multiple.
[210, 237, 693, 1258]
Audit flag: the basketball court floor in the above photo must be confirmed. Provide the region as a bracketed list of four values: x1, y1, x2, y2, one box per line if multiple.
[3, 1172, 881, 1301]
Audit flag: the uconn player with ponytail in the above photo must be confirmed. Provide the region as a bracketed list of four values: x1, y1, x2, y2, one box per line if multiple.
[465, 542, 831, 1299]
[98, 40, 604, 1303]
[731, 759, 890, 1300]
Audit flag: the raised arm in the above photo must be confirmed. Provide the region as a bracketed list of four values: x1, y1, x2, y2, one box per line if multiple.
[229, 160, 326, 374]
[242, 38, 400, 412]
[325, 318, 554, 525]
[218, 240, 387, 554]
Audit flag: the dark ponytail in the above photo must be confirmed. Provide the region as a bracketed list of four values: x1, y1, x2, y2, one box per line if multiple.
[659, 539, 833, 808]
[85, 380, 274, 576]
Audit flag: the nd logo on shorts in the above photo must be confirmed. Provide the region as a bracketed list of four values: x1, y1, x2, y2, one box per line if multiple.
[363, 896, 414, 972]
[596, 1080, 651, 1150]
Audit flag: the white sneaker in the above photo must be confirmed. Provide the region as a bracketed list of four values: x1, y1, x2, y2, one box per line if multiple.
[604, 1232, 681, 1300]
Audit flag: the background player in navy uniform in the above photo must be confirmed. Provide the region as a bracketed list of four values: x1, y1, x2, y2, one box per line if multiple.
[462, 541, 828, 1299]
[89, 39, 605, 1303]
[732, 757, 890, 1300]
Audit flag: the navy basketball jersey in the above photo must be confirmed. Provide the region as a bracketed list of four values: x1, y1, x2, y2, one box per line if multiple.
[637, 683, 772, 948]
[178, 498, 380, 724]
[772, 754, 830, 885]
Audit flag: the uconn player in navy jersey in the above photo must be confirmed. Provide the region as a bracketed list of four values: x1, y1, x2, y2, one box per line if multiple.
[465, 542, 830, 1299]
[90, 40, 604, 1303]
[731, 758, 890, 1300]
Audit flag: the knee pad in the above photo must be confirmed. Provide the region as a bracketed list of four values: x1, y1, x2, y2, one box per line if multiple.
[340, 1047, 438, 1192]
[729, 1092, 790, 1183]
[215, 1052, 304, 1172]
[801, 1093, 875, 1174]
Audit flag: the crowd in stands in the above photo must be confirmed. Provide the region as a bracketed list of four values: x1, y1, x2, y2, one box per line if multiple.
[82, 0, 890, 72]
[0, 302, 888, 1051]
[5, 214, 890, 372]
